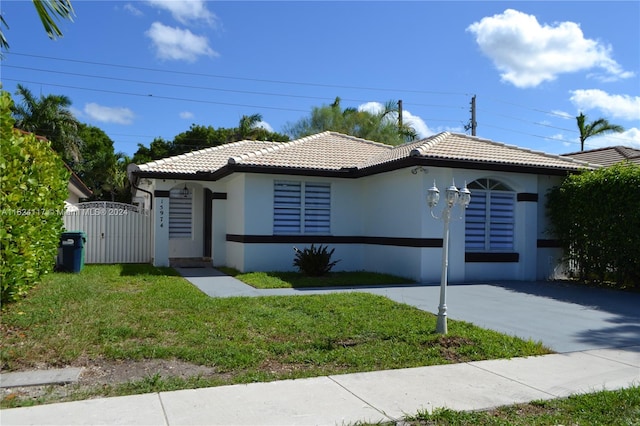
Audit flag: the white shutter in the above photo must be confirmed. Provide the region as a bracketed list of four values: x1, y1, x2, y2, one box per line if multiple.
[169, 189, 192, 239]
[304, 182, 331, 233]
[274, 181, 302, 234]
[489, 192, 514, 250]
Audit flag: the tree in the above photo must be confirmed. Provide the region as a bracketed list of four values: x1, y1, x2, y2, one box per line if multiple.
[12, 84, 82, 165]
[132, 120, 289, 164]
[1, 0, 75, 51]
[576, 112, 624, 151]
[285, 97, 417, 145]
[75, 124, 117, 200]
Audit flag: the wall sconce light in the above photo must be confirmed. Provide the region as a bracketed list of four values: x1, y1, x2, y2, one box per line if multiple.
[181, 184, 190, 198]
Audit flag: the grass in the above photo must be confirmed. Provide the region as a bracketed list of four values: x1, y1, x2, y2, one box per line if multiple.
[1, 264, 550, 407]
[398, 386, 640, 425]
[217, 267, 414, 289]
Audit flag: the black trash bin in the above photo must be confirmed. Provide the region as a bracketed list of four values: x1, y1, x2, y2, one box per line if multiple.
[59, 231, 86, 273]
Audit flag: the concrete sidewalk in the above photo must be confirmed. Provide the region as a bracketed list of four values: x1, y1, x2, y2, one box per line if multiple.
[1, 347, 638, 425]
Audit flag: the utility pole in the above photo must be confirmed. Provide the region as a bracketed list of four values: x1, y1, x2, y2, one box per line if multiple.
[464, 95, 477, 136]
[398, 99, 403, 128]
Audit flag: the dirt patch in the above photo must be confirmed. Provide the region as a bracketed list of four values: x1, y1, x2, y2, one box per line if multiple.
[436, 336, 475, 363]
[1, 358, 221, 404]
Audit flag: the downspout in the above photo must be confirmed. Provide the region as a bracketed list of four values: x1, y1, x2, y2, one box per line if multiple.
[127, 164, 153, 210]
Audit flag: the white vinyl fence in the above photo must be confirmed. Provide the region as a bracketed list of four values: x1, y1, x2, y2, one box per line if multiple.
[63, 201, 152, 264]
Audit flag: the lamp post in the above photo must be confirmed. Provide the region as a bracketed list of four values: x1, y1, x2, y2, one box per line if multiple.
[426, 180, 471, 334]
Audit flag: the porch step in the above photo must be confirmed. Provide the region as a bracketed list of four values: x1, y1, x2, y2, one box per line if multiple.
[170, 257, 211, 268]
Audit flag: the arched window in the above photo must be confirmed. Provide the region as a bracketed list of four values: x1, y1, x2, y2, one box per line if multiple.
[465, 179, 515, 251]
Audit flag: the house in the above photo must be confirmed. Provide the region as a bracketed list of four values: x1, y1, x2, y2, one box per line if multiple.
[128, 131, 594, 283]
[562, 145, 640, 167]
[65, 164, 93, 204]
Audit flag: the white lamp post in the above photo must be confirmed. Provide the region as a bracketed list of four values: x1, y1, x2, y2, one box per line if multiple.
[426, 179, 471, 334]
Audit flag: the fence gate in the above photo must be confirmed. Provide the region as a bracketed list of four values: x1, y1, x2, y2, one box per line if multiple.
[63, 201, 152, 264]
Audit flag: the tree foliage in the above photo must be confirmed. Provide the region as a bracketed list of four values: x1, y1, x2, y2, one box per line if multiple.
[285, 97, 418, 145]
[12, 84, 82, 165]
[546, 162, 640, 287]
[1, 0, 75, 51]
[576, 113, 624, 151]
[1, 90, 69, 303]
[132, 118, 290, 164]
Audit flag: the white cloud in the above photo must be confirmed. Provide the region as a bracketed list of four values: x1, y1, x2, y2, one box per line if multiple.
[357, 102, 434, 138]
[550, 110, 574, 120]
[123, 3, 143, 17]
[467, 9, 633, 88]
[257, 121, 274, 132]
[179, 111, 194, 120]
[146, 0, 217, 26]
[569, 89, 640, 121]
[84, 103, 134, 125]
[146, 22, 218, 62]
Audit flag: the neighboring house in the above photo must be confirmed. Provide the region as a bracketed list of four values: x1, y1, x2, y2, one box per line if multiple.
[562, 145, 640, 167]
[128, 131, 594, 283]
[65, 164, 93, 204]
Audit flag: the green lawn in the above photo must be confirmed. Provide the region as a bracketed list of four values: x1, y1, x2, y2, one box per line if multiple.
[1, 264, 550, 407]
[217, 267, 415, 288]
[399, 386, 640, 426]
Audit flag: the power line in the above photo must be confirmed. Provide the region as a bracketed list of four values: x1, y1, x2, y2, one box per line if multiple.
[6, 52, 469, 96]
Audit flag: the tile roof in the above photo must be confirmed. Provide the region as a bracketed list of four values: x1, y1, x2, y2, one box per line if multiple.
[136, 140, 282, 174]
[562, 146, 640, 166]
[400, 132, 594, 171]
[134, 131, 594, 178]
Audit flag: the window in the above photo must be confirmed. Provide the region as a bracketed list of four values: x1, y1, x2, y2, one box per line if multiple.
[274, 181, 330, 234]
[169, 188, 192, 238]
[465, 179, 515, 251]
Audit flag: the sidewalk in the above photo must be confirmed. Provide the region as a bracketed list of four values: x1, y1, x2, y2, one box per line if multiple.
[1, 347, 638, 425]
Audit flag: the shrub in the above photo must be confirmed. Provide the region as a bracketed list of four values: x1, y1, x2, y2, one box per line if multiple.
[293, 244, 340, 277]
[0, 90, 69, 303]
[546, 162, 640, 288]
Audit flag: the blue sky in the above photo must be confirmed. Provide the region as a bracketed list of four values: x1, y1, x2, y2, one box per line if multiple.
[2, 1, 639, 157]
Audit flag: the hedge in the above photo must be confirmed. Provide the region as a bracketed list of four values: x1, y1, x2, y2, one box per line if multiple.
[1, 90, 70, 303]
[546, 162, 640, 288]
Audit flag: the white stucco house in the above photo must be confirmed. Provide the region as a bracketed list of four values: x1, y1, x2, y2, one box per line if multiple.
[128, 131, 594, 283]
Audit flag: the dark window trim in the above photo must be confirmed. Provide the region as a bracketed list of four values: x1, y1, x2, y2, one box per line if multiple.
[465, 252, 520, 263]
[537, 239, 561, 248]
[226, 234, 442, 248]
[516, 193, 538, 202]
[154, 190, 170, 197]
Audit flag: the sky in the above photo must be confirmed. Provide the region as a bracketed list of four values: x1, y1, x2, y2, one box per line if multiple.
[1, 1, 639, 158]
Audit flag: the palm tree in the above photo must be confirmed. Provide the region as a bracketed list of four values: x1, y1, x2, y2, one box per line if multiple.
[12, 84, 82, 164]
[576, 112, 625, 151]
[235, 113, 264, 140]
[1, 0, 75, 50]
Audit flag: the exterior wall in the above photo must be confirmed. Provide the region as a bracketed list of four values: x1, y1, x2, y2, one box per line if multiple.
[536, 175, 565, 280]
[140, 166, 567, 283]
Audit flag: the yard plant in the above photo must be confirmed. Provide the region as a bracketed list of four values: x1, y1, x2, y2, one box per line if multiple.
[0, 90, 69, 303]
[293, 244, 340, 276]
[1, 264, 550, 407]
[547, 162, 640, 288]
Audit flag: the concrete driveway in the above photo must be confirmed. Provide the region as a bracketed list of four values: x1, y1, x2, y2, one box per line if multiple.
[178, 268, 640, 354]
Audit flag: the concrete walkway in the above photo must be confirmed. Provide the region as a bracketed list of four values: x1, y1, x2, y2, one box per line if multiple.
[2, 268, 639, 425]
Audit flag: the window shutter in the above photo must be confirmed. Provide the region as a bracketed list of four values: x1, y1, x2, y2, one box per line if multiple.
[274, 181, 302, 234]
[304, 182, 330, 233]
[169, 189, 192, 239]
[465, 192, 487, 250]
[489, 192, 514, 250]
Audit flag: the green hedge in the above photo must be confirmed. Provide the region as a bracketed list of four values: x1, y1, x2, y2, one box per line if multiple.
[547, 162, 640, 288]
[1, 90, 70, 303]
